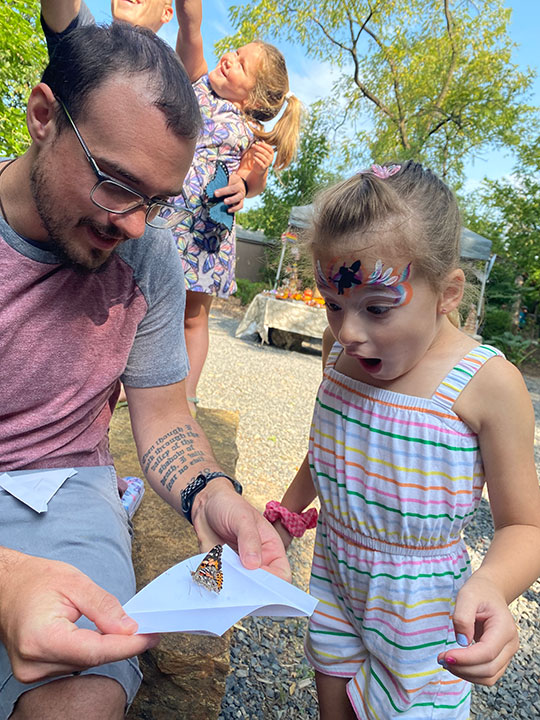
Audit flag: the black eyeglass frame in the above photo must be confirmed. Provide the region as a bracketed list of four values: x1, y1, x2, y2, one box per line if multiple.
[55, 96, 193, 229]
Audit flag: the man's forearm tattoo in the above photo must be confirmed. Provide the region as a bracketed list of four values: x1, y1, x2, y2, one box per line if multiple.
[141, 425, 205, 492]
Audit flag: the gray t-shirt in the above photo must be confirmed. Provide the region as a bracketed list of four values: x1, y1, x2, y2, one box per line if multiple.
[0, 218, 188, 471]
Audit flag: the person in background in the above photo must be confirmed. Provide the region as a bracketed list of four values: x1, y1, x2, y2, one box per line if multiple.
[174, 0, 303, 413]
[0, 22, 288, 720]
[263, 162, 540, 719]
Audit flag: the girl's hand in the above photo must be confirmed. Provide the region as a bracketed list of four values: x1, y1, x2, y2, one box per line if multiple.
[273, 519, 294, 550]
[214, 173, 247, 213]
[248, 141, 274, 175]
[437, 575, 519, 685]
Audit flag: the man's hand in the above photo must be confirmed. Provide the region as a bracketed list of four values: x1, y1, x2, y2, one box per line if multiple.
[191, 477, 291, 582]
[0, 551, 159, 683]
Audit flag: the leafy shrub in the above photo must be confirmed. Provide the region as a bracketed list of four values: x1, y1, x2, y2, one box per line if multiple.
[481, 308, 512, 338]
[485, 332, 538, 367]
[234, 278, 269, 306]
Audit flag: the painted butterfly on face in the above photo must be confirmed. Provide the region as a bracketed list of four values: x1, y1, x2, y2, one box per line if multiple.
[204, 161, 234, 233]
[191, 543, 224, 594]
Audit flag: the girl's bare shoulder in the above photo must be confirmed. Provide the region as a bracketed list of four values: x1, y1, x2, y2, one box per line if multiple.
[454, 353, 534, 435]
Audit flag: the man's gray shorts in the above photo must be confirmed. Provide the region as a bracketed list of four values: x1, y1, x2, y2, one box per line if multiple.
[0, 466, 142, 719]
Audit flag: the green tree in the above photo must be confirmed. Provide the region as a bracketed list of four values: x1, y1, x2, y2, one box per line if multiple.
[219, 0, 537, 185]
[465, 137, 540, 288]
[0, 2, 47, 155]
[463, 143, 539, 336]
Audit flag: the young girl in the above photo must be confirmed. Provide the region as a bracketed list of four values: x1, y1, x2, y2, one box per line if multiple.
[173, 0, 302, 411]
[263, 162, 540, 719]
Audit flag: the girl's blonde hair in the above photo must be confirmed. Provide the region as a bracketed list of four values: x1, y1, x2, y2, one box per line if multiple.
[308, 160, 462, 294]
[243, 41, 303, 171]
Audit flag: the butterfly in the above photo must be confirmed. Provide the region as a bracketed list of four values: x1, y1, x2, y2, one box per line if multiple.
[203, 161, 234, 233]
[190, 543, 224, 594]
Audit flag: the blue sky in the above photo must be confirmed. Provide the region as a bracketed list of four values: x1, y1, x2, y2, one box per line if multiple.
[84, 0, 539, 189]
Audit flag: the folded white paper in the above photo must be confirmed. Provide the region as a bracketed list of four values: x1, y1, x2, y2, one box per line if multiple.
[0, 468, 77, 512]
[124, 544, 318, 636]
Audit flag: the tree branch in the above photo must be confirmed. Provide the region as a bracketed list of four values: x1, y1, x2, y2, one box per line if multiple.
[361, 22, 409, 149]
[428, 0, 458, 128]
[307, 7, 402, 135]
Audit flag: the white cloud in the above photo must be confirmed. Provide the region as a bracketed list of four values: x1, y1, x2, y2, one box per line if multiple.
[288, 60, 339, 107]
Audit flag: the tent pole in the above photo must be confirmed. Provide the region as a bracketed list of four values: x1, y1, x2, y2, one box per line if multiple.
[273, 242, 287, 290]
[475, 254, 497, 335]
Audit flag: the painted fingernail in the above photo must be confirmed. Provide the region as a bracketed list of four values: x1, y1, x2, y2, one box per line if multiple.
[445, 656, 457, 665]
[437, 658, 445, 666]
[456, 633, 469, 646]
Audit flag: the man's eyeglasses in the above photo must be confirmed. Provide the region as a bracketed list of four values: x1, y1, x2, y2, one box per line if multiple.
[56, 97, 193, 230]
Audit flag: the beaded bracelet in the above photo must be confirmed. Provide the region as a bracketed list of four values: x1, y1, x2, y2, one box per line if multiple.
[263, 500, 318, 538]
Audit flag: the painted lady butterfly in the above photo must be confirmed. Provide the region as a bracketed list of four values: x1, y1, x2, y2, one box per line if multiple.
[191, 543, 224, 594]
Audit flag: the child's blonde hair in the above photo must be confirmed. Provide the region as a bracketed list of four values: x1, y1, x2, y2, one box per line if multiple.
[243, 41, 303, 171]
[308, 160, 462, 294]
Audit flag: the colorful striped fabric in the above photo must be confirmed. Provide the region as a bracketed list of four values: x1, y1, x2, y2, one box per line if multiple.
[305, 343, 502, 719]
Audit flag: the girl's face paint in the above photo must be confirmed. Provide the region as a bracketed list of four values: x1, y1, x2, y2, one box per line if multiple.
[315, 257, 413, 307]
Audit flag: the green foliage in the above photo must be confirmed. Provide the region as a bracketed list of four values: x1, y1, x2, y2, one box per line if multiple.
[462, 138, 539, 330]
[233, 278, 269, 305]
[483, 261, 520, 310]
[479, 173, 540, 287]
[0, 2, 47, 155]
[484, 331, 538, 368]
[218, 0, 537, 186]
[482, 308, 512, 338]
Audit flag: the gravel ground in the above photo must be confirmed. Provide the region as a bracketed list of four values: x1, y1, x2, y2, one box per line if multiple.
[199, 302, 540, 720]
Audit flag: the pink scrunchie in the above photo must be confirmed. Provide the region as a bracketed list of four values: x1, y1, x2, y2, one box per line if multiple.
[263, 500, 318, 537]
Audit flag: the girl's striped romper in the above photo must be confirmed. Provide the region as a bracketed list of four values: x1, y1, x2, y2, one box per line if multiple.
[305, 342, 503, 719]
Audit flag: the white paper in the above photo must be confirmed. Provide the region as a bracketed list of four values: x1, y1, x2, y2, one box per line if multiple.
[124, 544, 318, 636]
[0, 468, 77, 512]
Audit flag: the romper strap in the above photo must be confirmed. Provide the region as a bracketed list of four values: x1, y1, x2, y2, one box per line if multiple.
[432, 344, 504, 411]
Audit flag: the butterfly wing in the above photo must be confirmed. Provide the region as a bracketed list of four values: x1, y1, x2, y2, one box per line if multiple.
[191, 543, 224, 593]
[205, 161, 229, 201]
[204, 161, 234, 233]
[209, 202, 234, 232]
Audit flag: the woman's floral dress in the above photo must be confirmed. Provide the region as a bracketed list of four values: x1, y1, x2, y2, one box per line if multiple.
[171, 74, 254, 298]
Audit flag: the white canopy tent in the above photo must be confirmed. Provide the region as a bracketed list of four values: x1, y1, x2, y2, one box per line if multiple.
[276, 205, 496, 335]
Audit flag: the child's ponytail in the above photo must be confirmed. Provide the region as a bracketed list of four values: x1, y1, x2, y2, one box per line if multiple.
[243, 41, 303, 171]
[251, 93, 303, 170]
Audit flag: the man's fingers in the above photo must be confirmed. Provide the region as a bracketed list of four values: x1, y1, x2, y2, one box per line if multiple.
[52, 625, 160, 667]
[13, 624, 160, 683]
[236, 513, 292, 582]
[63, 574, 139, 636]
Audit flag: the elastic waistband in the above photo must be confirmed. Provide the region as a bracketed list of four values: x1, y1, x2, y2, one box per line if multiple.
[322, 514, 463, 558]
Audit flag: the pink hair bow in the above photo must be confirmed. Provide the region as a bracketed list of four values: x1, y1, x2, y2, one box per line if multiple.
[363, 163, 401, 179]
